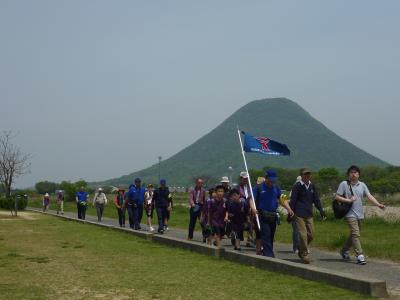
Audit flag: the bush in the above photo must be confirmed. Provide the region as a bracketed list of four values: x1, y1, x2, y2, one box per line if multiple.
[0, 194, 28, 210]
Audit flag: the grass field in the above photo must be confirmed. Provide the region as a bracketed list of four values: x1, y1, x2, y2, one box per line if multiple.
[0, 212, 368, 299]
[27, 196, 400, 262]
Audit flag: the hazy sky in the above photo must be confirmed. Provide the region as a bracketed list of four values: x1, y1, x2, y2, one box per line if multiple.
[1, 0, 399, 188]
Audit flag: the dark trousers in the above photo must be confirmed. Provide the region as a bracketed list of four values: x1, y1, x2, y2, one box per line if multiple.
[188, 207, 201, 239]
[77, 203, 87, 220]
[127, 203, 142, 230]
[156, 207, 168, 232]
[127, 205, 135, 229]
[137, 203, 143, 227]
[116, 208, 126, 226]
[260, 218, 277, 257]
[95, 203, 104, 222]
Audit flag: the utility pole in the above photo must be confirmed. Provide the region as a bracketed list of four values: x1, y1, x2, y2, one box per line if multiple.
[158, 156, 162, 182]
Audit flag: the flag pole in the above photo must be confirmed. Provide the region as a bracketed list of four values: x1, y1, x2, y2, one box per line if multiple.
[237, 127, 261, 230]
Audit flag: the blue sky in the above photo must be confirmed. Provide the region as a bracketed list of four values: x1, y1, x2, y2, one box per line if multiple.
[1, 0, 399, 187]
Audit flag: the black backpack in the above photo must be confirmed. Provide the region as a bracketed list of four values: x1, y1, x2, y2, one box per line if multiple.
[332, 181, 353, 219]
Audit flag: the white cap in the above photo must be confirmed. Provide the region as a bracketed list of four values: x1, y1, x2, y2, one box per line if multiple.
[44, 193, 49, 197]
[240, 171, 248, 178]
[220, 176, 230, 183]
[98, 187, 103, 192]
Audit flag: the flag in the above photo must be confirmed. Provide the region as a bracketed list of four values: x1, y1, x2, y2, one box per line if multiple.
[242, 131, 290, 156]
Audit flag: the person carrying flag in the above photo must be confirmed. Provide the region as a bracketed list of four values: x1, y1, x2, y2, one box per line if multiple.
[252, 170, 294, 257]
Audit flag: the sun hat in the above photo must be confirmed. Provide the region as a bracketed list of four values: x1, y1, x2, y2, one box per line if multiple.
[220, 176, 230, 183]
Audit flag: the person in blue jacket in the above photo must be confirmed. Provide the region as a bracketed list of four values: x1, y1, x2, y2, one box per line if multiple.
[124, 178, 146, 230]
[75, 186, 89, 220]
[253, 170, 293, 257]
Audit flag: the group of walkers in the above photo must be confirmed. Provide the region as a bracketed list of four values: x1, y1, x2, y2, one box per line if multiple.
[186, 165, 385, 265]
[72, 178, 173, 234]
[42, 164, 385, 266]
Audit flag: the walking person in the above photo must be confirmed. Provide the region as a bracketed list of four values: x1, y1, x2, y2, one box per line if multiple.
[164, 191, 173, 231]
[125, 178, 146, 230]
[227, 188, 249, 251]
[188, 178, 206, 240]
[335, 165, 385, 265]
[202, 188, 216, 244]
[42, 193, 50, 212]
[238, 171, 253, 247]
[208, 185, 228, 248]
[75, 186, 89, 220]
[93, 188, 108, 222]
[153, 179, 171, 234]
[56, 190, 64, 215]
[290, 168, 326, 264]
[114, 188, 126, 227]
[289, 176, 302, 254]
[144, 184, 155, 231]
[252, 170, 294, 257]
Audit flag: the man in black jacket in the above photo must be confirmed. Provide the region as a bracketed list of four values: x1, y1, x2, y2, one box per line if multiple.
[153, 179, 171, 234]
[290, 168, 326, 264]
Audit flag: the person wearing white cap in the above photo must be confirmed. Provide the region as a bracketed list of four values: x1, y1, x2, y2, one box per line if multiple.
[220, 176, 231, 199]
[42, 193, 50, 212]
[239, 171, 253, 247]
[93, 187, 108, 222]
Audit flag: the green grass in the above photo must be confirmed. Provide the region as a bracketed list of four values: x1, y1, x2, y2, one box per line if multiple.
[0, 212, 368, 299]
[27, 197, 400, 262]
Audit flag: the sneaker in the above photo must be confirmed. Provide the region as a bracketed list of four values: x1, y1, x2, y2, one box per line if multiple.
[357, 254, 367, 265]
[149, 226, 155, 232]
[158, 229, 164, 234]
[293, 249, 299, 254]
[340, 249, 350, 261]
[165, 226, 169, 231]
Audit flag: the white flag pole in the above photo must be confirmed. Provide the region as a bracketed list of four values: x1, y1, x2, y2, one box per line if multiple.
[237, 128, 261, 230]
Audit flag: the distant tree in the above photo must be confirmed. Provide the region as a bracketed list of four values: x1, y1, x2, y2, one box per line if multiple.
[59, 180, 88, 202]
[35, 181, 60, 194]
[0, 131, 31, 209]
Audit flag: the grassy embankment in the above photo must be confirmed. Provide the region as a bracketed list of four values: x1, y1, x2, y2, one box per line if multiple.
[28, 192, 400, 262]
[0, 212, 368, 299]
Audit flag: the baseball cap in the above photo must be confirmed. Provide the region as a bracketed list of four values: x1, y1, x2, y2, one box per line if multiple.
[266, 169, 278, 183]
[160, 179, 166, 185]
[134, 177, 141, 183]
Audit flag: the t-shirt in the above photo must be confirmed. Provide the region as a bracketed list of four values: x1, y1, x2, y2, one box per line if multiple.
[210, 198, 226, 227]
[336, 181, 370, 220]
[76, 191, 88, 202]
[228, 200, 248, 227]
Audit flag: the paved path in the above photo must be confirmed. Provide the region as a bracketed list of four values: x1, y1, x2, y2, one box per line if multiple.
[31, 208, 400, 297]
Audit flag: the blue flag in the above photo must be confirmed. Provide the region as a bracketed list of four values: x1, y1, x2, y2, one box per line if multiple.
[242, 131, 290, 156]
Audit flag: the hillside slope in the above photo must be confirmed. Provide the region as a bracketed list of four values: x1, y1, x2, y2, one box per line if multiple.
[101, 98, 388, 187]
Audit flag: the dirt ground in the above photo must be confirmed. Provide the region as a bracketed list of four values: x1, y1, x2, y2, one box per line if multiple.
[0, 211, 38, 220]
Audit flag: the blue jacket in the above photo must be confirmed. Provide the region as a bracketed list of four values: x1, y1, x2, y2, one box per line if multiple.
[76, 191, 88, 202]
[127, 186, 146, 205]
[253, 182, 281, 212]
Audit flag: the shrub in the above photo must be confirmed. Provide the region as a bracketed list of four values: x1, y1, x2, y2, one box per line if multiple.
[0, 194, 28, 210]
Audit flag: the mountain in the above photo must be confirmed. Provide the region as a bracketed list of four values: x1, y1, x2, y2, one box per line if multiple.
[100, 98, 388, 187]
